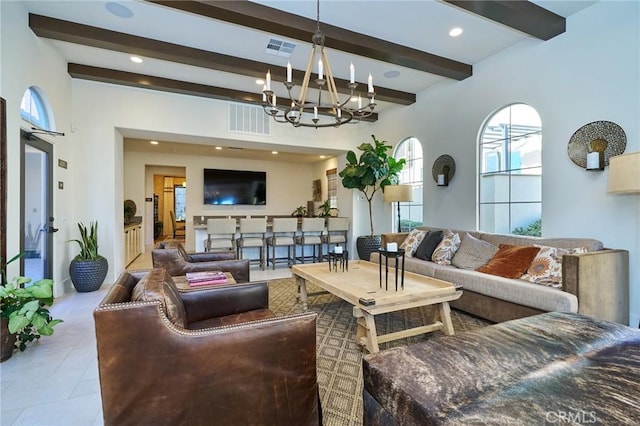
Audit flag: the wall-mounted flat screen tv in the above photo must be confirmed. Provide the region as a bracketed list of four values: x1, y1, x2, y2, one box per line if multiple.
[203, 168, 266, 205]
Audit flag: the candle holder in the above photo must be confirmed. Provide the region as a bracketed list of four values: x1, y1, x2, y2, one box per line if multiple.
[432, 155, 456, 187]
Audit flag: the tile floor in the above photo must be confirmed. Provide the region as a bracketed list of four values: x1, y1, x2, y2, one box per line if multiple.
[0, 248, 292, 426]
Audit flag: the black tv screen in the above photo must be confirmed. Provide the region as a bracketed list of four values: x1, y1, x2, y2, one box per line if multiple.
[203, 168, 266, 205]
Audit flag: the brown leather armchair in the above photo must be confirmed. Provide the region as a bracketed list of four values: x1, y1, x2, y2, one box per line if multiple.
[94, 269, 321, 426]
[152, 240, 250, 283]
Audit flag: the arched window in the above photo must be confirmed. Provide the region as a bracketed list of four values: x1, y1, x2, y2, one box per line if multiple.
[479, 103, 542, 236]
[20, 86, 55, 131]
[393, 137, 423, 231]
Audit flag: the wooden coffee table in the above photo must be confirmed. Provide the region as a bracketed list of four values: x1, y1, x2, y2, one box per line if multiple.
[291, 261, 462, 353]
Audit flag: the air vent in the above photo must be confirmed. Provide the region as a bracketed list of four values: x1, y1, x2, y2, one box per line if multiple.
[228, 103, 270, 136]
[265, 38, 296, 57]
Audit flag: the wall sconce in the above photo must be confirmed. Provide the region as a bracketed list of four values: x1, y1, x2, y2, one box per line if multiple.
[432, 155, 456, 187]
[567, 120, 626, 171]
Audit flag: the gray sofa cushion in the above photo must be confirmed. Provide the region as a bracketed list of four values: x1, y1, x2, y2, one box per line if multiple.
[451, 232, 498, 270]
[479, 233, 603, 252]
[434, 266, 577, 312]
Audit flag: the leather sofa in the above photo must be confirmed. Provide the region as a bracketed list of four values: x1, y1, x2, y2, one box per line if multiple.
[363, 312, 640, 425]
[372, 227, 629, 324]
[94, 268, 321, 425]
[152, 240, 250, 283]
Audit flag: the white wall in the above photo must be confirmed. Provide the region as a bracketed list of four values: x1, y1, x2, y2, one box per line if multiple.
[373, 1, 640, 325]
[3, 1, 638, 324]
[1, 1, 74, 295]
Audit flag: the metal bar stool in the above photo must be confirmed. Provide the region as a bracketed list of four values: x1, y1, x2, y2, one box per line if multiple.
[295, 217, 325, 263]
[205, 218, 237, 253]
[322, 217, 349, 261]
[266, 218, 298, 269]
[237, 217, 267, 270]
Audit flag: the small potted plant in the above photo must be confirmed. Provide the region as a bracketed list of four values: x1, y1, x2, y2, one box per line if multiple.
[291, 206, 308, 217]
[316, 200, 339, 218]
[68, 221, 108, 292]
[0, 253, 63, 361]
[339, 135, 405, 260]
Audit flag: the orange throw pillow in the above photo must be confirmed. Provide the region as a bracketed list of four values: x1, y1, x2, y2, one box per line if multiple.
[476, 244, 541, 279]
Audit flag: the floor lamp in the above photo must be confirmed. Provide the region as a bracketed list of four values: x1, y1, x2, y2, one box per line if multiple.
[607, 152, 640, 328]
[383, 185, 414, 233]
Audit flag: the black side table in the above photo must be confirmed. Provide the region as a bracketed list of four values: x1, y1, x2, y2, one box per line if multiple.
[378, 248, 405, 291]
[327, 250, 348, 272]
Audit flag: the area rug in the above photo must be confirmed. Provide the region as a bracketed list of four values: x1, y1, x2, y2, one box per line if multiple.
[267, 278, 491, 426]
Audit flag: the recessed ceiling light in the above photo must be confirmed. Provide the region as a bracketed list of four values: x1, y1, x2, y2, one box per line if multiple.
[130, 56, 143, 64]
[215, 146, 223, 150]
[449, 27, 463, 37]
[105, 2, 133, 19]
[320, 155, 326, 159]
[271, 151, 278, 155]
[256, 79, 265, 85]
[150, 140, 158, 145]
[384, 70, 400, 79]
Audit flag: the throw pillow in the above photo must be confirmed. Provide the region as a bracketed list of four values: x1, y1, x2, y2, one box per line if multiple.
[451, 233, 499, 270]
[431, 230, 461, 265]
[476, 244, 541, 279]
[520, 245, 588, 288]
[414, 230, 444, 261]
[399, 229, 427, 257]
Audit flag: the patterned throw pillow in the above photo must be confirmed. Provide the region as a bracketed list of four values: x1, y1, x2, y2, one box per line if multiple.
[399, 229, 427, 257]
[476, 244, 540, 279]
[414, 230, 444, 261]
[431, 230, 461, 265]
[520, 245, 588, 288]
[451, 233, 499, 270]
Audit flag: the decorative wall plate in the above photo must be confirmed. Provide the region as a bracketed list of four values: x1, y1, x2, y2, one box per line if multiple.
[432, 155, 456, 183]
[567, 121, 626, 168]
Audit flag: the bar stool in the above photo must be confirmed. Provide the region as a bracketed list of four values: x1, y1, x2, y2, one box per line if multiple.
[322, 217, 349, 261]
[205, 218, 237, 253]
[236, 217, 267, 270]
[295, 217, 325, 263]
[266, 217, 298, 269]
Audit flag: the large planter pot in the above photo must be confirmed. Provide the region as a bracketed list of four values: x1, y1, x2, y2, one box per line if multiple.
[69, 256, 108, 292]
[1, 317, 16, 362]
[356, 235, 382, 261]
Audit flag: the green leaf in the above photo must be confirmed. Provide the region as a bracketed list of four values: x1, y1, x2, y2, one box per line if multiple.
[8, 314, 30, 333]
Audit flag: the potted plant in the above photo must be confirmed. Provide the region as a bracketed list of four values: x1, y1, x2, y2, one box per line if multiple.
[291, 206, 308, 217]
[339, 135, 405, 260]
[68, 221, 108, 292]
[0, 253, 63, 361]
[316, 200, 339, 218]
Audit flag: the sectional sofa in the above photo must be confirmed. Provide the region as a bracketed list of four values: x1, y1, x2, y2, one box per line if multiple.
[370, 226, 629, 324]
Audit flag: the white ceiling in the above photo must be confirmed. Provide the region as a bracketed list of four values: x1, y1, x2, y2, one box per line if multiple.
[21, 0, 596, 160]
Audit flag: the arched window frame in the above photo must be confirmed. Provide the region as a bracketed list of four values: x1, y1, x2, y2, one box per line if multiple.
[393, 137, 423, 232]
[478, 103, 542, 236]
[20, 86, 55, 131]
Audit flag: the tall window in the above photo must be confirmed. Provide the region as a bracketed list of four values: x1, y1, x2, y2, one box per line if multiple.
[174, 183, 186, 221]
[326, 168, 338, 209]
[20, 86, 53, 131]
[393, 137, 423, 231]
[479, 104, 542, 236]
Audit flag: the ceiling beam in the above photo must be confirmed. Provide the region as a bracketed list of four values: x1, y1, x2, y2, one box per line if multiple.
[67, 64, 378, 122]
[443, 0, 565, 41]
[29, 14, 413, 106]
[147, 0, 473, 81]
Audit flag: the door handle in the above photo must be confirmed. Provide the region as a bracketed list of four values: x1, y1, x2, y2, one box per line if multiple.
[47, 226, 59, 233]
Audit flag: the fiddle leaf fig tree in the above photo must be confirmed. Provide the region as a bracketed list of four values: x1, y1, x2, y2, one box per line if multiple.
[339, 135, 405, 236]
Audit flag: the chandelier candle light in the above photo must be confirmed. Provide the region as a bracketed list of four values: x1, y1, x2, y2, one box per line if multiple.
[262, 0, 376, 128]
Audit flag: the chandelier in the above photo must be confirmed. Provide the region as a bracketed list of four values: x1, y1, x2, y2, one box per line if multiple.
[261, 0, 376, 128]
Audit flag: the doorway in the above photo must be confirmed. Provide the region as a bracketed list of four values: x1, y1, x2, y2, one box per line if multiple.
[21, 131, 54, 279]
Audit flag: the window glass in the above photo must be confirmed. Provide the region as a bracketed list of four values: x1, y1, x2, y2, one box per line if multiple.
[174, 185, 186, 221]
[393, 137, 423, 231]
[479, 104, 542, 236]
[20, 87, 52, 130]
[326, 168, 338, 209]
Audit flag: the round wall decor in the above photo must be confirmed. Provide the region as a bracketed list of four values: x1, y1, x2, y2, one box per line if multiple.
[567, 121, 626, 168]
[431, 155, 456, 184]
